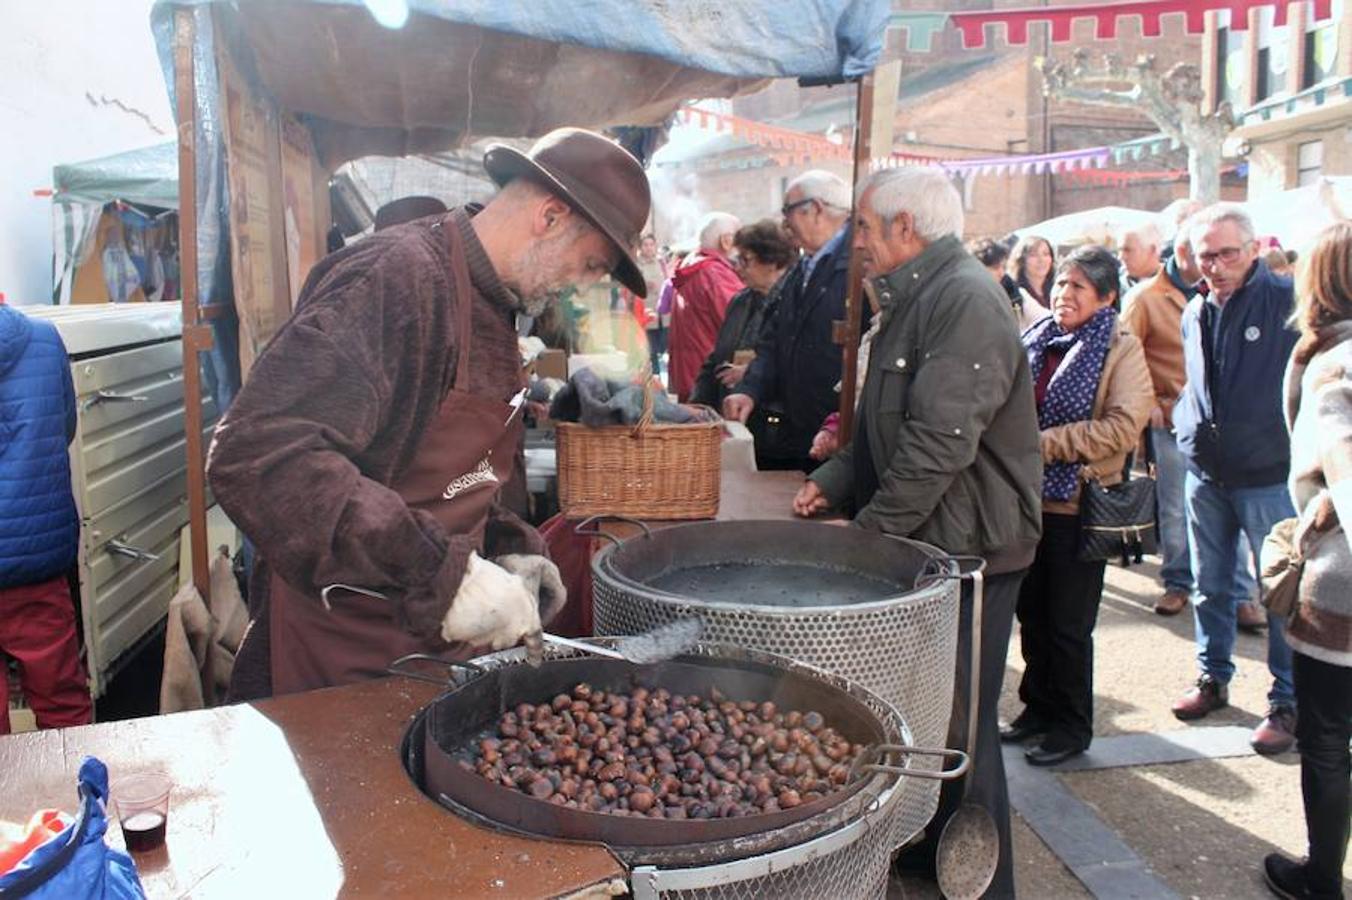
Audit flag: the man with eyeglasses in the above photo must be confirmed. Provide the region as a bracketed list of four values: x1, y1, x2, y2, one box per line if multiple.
[1171, 204, 1300, 756]
[722, 170, 853, 471]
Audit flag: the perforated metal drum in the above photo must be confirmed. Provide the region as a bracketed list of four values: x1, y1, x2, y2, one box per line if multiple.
[590, 520, 962, 848]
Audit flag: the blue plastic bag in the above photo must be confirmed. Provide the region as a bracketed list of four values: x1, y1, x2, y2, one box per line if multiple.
[0, 757, 146, 899]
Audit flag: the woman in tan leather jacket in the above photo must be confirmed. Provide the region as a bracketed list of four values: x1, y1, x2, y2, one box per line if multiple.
[1001, 245, 1154, 765]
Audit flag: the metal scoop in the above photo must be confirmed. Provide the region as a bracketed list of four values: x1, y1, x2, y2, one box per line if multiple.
[931, 560, 1001, 900]
[526, 618, 703, 666]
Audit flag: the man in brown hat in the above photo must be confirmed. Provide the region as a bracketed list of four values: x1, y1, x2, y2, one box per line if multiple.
[209, 128, 650, 699]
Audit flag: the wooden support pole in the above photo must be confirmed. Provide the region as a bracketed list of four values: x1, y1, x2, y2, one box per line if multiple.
[836, 73, 875, 444]
[175, 8, 213, 602]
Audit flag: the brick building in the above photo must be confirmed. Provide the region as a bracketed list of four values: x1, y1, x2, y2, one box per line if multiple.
[1213, 0, 1352, 197]
[651, 0, 1216, 242]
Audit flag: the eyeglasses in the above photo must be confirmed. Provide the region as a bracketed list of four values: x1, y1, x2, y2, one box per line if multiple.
[781, 197, 817, 217]
[1197, 245, 1250, 267]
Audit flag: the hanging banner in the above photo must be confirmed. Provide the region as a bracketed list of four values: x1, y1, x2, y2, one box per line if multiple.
[887, 11, 952, 52]
[941, 145, 1111, 176]
[672, 106, 1182, 180]
[947, 0, 1332, 51]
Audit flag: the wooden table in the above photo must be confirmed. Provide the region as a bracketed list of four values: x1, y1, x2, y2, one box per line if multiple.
[0, 679, 624, 898]
[0, 470, 810, 898]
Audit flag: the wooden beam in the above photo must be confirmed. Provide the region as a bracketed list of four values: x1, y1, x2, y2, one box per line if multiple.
[175, 8, 212, 603]
[836, 73, 875, 445]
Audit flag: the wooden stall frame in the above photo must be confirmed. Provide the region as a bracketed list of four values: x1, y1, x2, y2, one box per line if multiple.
[836, 72, 875, 444]
[176, 8, 213, 604]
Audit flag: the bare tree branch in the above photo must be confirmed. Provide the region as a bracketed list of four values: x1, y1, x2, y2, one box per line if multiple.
[1036, 51, 1234, 202]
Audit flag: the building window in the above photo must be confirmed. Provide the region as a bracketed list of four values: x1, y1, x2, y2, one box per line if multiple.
[1217, 25, 1246, 109]
[1297, 140, 1324, 186]
[1302, 0, 1340, 89]
[1255, 6, 1288, 101]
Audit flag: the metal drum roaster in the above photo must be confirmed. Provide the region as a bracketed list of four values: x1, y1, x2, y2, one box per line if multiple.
[396, 643, 965, 899]
[588, 519, 963, 850]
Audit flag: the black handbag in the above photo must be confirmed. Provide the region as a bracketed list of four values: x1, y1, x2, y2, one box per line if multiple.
[1078, 460, 1158, 566]
[747, 400, 800, 463]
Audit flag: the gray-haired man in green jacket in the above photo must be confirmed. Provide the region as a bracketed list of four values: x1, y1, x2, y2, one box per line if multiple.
[795, 166, 1042, 898]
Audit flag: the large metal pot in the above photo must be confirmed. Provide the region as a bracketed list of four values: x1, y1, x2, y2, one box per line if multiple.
[587, 519, 963, 848]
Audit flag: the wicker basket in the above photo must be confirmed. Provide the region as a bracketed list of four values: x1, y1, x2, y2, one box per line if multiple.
[555, 385, 722, 520]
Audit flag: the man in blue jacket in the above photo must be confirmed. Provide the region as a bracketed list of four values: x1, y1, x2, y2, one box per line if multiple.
[1170, 205, 1298, 755]
[722, 170, 853, 471]
[0, 302, 91, 735]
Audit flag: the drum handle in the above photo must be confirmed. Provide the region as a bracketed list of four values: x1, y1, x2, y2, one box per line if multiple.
[913, 555, 987, 772]
[853, 744, 970, 781]
[573, 514, 653, 545]
[386, 653, 486, 686]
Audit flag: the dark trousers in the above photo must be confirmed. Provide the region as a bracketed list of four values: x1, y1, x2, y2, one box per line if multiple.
[1293, 650, 1351, 896]
[1015, 513, 1106, 749]
[909, 569, 1024, 899]
[646, 325, 667, 378]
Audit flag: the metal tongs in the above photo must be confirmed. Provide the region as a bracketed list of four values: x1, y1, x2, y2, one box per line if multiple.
[322, 582, 702, 667]
[524, 618, 703, 667]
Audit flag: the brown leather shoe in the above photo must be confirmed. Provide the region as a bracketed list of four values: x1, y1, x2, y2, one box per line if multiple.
[1251, 706, 1297, 756]
[1237, 600, 1267, 633]
[1172, 674, 1229, 721]
[1154, 589, 1189, 616]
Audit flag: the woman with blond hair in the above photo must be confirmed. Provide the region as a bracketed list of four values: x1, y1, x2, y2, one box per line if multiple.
[1262, 222, 1352, 900]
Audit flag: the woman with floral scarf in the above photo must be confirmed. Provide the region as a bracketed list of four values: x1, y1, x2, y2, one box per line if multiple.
[1002, 245, 1153, 766]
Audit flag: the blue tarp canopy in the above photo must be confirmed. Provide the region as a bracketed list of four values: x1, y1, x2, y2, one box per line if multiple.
[52, 142, 178, 209]
[152, 0, 888, 167]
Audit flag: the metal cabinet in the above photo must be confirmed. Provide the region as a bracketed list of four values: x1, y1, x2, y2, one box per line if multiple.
[26, 305, 217, 697]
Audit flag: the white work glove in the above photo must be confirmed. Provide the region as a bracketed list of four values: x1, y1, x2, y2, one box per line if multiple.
[494, 554, 567, 625]
[441, 552, 541, 650]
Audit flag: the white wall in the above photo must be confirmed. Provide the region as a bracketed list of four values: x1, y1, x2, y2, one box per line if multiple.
[0, 1, 172, 305]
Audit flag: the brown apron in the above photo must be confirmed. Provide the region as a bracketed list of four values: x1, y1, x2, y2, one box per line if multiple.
[268, 219, 525, 694]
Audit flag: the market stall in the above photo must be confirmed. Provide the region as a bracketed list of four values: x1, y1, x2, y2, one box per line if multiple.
[146, 0, 889, 605]
[50, 142, 180, 305]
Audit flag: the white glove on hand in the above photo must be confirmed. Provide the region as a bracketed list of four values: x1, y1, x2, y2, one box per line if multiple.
[493, 554, 567, 625]
[441, 552, 541, 650]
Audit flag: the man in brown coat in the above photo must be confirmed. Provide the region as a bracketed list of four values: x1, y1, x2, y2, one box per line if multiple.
[208, 129, 650, 699]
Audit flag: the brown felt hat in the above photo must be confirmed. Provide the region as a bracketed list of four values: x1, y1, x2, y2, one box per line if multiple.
[483, 128, 652, 297]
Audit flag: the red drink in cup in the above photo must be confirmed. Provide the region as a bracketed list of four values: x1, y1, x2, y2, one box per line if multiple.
[112, 773, 172, 853]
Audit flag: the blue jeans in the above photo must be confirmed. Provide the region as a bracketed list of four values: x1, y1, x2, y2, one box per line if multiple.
[1154, 428, 1257, 598]
[1153, 427, 1193, 592]
[1184, 470, 1296, 707]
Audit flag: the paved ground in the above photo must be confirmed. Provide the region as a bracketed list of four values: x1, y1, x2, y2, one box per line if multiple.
[891, 557, 1351, 899]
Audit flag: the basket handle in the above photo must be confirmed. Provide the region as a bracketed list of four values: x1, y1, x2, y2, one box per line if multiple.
[630, 367, 657, 437]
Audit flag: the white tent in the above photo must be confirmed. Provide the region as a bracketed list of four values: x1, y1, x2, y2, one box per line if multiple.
[1240, 176, 1352, 254]
[1013, 206, 1160, 249]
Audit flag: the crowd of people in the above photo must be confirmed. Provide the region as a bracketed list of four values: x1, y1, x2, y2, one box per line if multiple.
[1, 124, 1346, 899]
[641, 173, 1348, 900]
